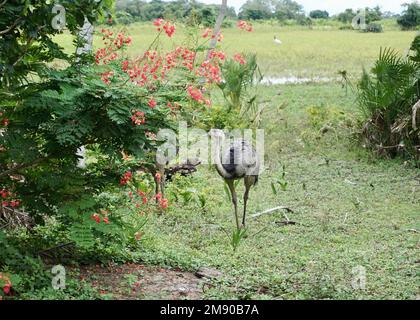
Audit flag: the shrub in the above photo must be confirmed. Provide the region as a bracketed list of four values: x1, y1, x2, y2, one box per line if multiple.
[310, 10, 329, 19]
[397, 2, 420, 30]
[116, 11, 134, 25]
[216, 53, 262, 127]
[355, 35, 420, 161]
[364, 23, 383, 33]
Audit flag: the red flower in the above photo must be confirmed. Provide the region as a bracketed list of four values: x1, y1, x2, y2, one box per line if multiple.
[131, 110, 146, 125]
[159, 198, 168, 209]
[163, 22, 176, 37]
[103, 217, 109, 224]
[120, 171, 133, 185]
[234, 53, 246, 65]
[3, 283, 11, 295]
[153, 18, 164, 27]
[1, 118, 9, 126]
[155, 172, 161, 183]
[202, 28, 212, 38]
[148, 98, 157, 108]
[122, 60, 129, 71]
[187, 86, 203, 103]
[237, 20, 253, 32]
[91, 214, 101, 224]
[100, 71, 113, 85]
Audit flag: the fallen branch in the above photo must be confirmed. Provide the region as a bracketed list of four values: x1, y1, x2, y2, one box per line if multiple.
[0, 158, 46, 178]
[251, 205, 293, 219]
[342, 211, 349, 224]
[37, 241, 76, 259]
[0, 206, 34, 230]
[0, 17, 22, 36]
[406, 228, 419, 233]
[275, 220, 297, 226]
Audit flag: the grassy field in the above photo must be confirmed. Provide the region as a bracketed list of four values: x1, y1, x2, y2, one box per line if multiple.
[134, 83, 419, 299]
[53, 24, 420, 299]
[54, 21, 417, 78]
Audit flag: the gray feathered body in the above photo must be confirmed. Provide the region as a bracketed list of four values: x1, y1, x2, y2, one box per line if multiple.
[217, 139, 259, 183]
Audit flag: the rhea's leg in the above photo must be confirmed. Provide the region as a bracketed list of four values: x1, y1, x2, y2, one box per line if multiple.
[242, 176, 254, 228]
[226, 179, 239, 230]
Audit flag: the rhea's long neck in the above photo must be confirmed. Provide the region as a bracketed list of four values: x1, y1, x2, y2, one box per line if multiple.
[212, 136, 231, 178]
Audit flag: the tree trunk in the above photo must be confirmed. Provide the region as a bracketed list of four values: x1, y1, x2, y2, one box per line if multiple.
[76, 18, 94, 168]
[206, 0, 228, 60]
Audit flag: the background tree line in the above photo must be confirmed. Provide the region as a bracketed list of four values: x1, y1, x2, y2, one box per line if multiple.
[115, 0, 236, 26]
[115, 0, 420, 30]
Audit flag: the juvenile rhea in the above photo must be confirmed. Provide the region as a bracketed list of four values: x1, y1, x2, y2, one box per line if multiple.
[210, 129, 260, 229]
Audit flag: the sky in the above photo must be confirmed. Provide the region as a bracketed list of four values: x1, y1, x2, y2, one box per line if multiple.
[198, 0, 411, 15]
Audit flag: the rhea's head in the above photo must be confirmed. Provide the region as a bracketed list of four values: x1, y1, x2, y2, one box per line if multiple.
[208, 129, 225, 141]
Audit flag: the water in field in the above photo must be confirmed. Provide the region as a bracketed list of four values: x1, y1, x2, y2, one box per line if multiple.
[261, 75, 338, 85]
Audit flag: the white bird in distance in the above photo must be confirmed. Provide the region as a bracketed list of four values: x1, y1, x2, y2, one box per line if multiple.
[274, 36, 282, 44]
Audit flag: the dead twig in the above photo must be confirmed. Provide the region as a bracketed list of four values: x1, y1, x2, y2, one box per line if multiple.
[251, 205, 293, 219]
[342, 212, 349, 225]
[406, 228, 419, 233]
[37, 242, 76, 259]
[0, 206, 34, 230]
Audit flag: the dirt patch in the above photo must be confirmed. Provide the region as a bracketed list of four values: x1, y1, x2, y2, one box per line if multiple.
[78, 263, 205, 300]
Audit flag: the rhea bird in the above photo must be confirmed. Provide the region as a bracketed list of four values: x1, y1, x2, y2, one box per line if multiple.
[209, 129, 260, 229]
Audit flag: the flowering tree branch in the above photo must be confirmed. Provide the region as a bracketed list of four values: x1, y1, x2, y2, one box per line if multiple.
[0, 17, 22, 36]
[0, 158, 47, 178]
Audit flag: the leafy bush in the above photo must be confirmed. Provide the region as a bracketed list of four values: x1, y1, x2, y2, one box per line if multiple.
[364, 23, 383, 33]
[0, 1, 247, 299]
[116, 11, 134, 25]
[306, 105, 351, 130]
[310, 10, 329, 19]
[397, 2, 420, 30]
[355, 35, 420, 161]
[198, 105, 247, 130]
[0, 14, 225, 218]
[215, 53, 263, 128]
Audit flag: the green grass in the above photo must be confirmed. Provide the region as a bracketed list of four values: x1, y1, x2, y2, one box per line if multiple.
[54, 21, 417, 78]
[52, 23, 419, 299]
[136, 83, 419, 299]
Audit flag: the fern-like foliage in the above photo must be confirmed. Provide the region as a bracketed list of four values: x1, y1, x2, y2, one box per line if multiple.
[217, 54, 263, 124]
[356, 34, 420, 160]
